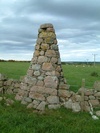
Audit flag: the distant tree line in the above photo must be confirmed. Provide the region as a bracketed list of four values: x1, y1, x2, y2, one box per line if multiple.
[0, 59, 30, 63]
[0, 59, 99, 65]
[62, 61, 100, 65]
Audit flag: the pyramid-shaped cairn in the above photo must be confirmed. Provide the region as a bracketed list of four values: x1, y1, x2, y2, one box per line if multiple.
[16, 23, 69, 110]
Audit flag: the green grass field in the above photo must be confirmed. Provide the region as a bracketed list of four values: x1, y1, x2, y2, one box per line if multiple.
[0, 62, 99, 92]
[0, 95, 100, 133]
[0, 62, 100, 133]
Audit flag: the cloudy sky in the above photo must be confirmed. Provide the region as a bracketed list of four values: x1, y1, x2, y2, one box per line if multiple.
[0, 0, 100, 62]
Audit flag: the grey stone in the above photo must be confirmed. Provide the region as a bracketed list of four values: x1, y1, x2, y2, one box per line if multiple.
[40, 51, 44, 56]
[33, 100, 40, 108]
[0, 73, 7, 80]
[51, 57, 58, 63]
[94, 92, 100, 97]
[78, 87, 86, 95]
[44, 76, 58, 88]
[42, 63, 54, 71]
[36, 38, 43, 44]
[31, 57, 38, 63]
[75, 95, 82, 102]
[59, 83, 69, 89]
[89, 95, 95, 100]
[34, 71, 40, 76]
[84, 96, 88, 100]
[72, 102, 81, 112]
[64, 99, 72, 109]
[51, 45, 58, 50]
[21, 100, 27, 105]
[32, 64, 41, 70]
[27, 103, 33, 108]
[38, 76, 44, 80]
[35, 44, 40, 50]
[85, 90, 94, 96]
[45, 50, 56, 57]
[24, 76, 37, 85]
[47, 96, 59, 104]
[46, 27, 55, 32]
[30, 86, 57, 96]
[89, 99, 99, 107]
[15, 94, 23, 101]
[48, 104, 60, 109]
[38, 56, 48, 64]
[36, 101, 46, 111]
[40, 23, 53, 29]
[58, 90, 72, 98]
[24, 97, 32, 103]
[58, 58, 61, 64]
[29, 92, 45, 101]
[36, 80, 44, 86]
[95, 111, 100, 116]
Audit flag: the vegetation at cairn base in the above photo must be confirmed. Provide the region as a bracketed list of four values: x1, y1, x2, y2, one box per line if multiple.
[0, 94, 100, 133]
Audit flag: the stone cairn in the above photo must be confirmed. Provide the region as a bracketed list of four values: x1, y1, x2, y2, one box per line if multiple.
[15, 23, 69, 110]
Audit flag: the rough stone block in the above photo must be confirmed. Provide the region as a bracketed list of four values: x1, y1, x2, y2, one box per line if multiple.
[32, 64, 41, 70]
[24, 97, 32, 103]
[36, 38, 43, 44]
[48, 104, 60, 109]
[27, 103, 33, 109]
[34, 71, 40, 76]
[41, 43, 49, 51]
[89, 99, 99, 107]
[36, 101, 46, 111]
[45, 37, 55, 44]
[42, 63, 54, 71]
[33, 100, 40, 108]
[29, 92, 45, 101]
[64, 99, 73, 109]
[72, 102, 81, 112]
[89, 95, 95, 100]
[24, 76, 37, 85]
[0, 74, 7, 81]
[46, 27, 55, 32]
[44, 76, 58, 88]
[51, 57, 58, 63]
[36, 80, 44, 86]
[30, 86, 57, 96]
[84, 90, 93, 96]
[94, 92, 100, 97]
[96, 111, 100, 116]
[34, 50, 40, 56]
[45, 50, 56, 57]
[47, 96, 59, 104]
[6, 79, 13, 86]
[38, 56, 48, 64]
[40, 23, 53, 29]
[58, 90, 71, 98]
[59, 83, 69, 89]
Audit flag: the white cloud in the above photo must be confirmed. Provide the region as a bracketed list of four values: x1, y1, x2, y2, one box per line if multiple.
[0, 0, 100, 61]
